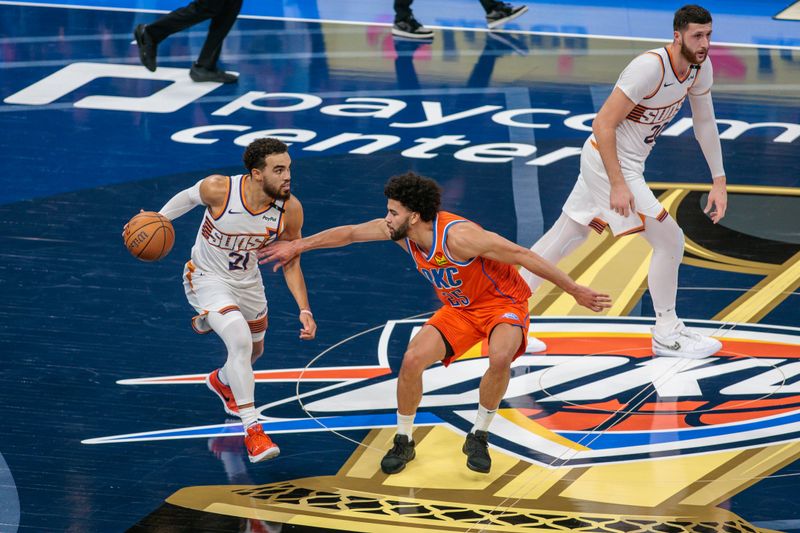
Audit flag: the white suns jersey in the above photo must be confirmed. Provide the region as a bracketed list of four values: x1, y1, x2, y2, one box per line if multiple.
[587, 47, 713, 175]
[190, 174, 285, 281]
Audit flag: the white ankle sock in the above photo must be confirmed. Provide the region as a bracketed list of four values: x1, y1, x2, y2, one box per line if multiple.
[471, 404, 497, 433]
[396, 412, 415, 438]
[655, 308, 680, 336]
[239, 406, 259, 429]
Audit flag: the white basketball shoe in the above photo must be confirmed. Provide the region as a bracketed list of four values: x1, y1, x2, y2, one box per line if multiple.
[651, 322, 721, 359]
[525, 333, 547, 353]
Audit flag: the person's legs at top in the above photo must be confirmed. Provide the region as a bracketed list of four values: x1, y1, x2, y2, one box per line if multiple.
[480, 0, 529, 29]
[392, 0, 434, 40]
[191, 0, 242, 83]
[641, 215, 722, 359]
[381, 322, 450, 474]
[134, 0, 220, 71]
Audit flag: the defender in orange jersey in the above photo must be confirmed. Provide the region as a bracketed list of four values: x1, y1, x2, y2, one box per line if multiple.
[258, 172, 611, 475]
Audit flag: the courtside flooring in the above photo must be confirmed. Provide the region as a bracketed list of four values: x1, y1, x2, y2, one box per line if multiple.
[2, 1, 800, 531]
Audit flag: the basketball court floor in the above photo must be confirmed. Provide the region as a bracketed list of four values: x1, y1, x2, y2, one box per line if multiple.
[2, 0, 800, 531]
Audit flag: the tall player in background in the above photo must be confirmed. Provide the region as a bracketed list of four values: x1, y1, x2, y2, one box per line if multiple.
[258, 172, 610, 475]
[155, 138, 316, 462]
[522, 4, 727, 359]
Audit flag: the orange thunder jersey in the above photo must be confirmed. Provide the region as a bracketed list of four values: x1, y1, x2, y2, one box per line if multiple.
[405, 211, 531, 308]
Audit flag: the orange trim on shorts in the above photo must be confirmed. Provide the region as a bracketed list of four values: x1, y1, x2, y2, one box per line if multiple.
[218, 305, 240, 315]
[588, 217, 608, 235]
[656, 208, 669, 222]
[617, 214, 647, 236]
[618, 225, 646, 236]
[191, 313, 211, 335]
[184, 260, 195, 289]
[248, 316, 267, 334]
[590, 139, 599, 151]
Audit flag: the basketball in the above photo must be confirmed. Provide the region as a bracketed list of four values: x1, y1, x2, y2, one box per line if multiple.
[123, 211, 175, 262]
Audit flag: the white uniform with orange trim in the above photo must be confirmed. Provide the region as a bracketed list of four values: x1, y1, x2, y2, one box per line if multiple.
[183, 174, 286, 339]
[564, 47, 714, 236]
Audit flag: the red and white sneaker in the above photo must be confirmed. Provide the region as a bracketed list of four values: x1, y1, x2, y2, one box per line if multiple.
[245, 424, 280, 463]
[206, 368, 238, 416]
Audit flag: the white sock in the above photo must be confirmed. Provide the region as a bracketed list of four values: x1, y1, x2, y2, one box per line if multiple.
[642, 216, 685, 337]
[471, 404, 497, 433]
[239, 405, 259, 429]
[655, 307, 680, 336]
[218, 366, 230, 386]
[396, 412, 415, 438]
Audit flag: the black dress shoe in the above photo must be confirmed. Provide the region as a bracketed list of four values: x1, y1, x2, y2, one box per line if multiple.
[189, 65, 239, 84]
[133, 24, 157, 72]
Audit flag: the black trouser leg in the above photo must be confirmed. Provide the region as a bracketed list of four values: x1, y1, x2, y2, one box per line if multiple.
[146, 0, 221, 43]
[480, 0, 502, 14]
[394, 0, 414, 21]
[196, 0, 242, 69]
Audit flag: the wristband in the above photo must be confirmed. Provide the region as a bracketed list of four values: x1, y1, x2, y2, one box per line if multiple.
[299, 309, 313, 317]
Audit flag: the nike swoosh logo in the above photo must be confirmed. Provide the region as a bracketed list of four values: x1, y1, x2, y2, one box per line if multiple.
[663, 82, 674, 87]
[654, 338, 681, 351]
[228, 209, 242, 214]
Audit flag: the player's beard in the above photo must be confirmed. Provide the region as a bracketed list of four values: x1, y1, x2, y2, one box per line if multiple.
[389, 219, 410, 241]
[680, 41, 707, 64]
[263, 180, 291, 200]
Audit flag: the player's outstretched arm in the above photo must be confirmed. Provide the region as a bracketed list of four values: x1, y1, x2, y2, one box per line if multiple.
[278, 197, 316, 340]
[258, 218, 391, 271]
[446, 223, 612, 312]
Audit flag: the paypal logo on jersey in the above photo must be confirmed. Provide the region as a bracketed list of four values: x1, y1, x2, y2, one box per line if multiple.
[420, 267, 462, 289]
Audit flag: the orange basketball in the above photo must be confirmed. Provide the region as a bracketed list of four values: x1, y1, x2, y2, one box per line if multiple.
[123, 211, 175, 262]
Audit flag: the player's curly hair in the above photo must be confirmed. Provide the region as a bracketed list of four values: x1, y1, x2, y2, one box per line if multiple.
[673, 4, 711, 31]
[384, 172, 441, 222]
[243, 138, 288, 171]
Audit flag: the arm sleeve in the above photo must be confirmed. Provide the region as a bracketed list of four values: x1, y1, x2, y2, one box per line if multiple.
[689, 91, 725, 179]
[158, 180, 204, 220]
[615, 52, 664, 104]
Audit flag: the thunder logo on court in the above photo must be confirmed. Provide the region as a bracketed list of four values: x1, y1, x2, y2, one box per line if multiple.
[85, 317, 800, 466]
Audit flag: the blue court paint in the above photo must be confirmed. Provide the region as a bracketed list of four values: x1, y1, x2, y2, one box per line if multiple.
[2, 2, 800, 532]
[0, 454, 20, 533]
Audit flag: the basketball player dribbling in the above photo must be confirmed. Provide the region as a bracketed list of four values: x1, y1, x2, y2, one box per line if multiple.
[155, 138, 316, 463]
[258, 172, 611, 474]
[523, 4, 728, 359]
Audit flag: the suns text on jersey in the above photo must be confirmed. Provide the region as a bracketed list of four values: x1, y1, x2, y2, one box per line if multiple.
[201, 218, 269, 251]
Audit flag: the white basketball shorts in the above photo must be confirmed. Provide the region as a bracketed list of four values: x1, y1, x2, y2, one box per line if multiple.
[183, 260, 268, 340]
[563, 138, 667, 236]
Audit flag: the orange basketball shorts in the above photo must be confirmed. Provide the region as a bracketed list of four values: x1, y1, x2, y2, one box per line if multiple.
[426, 300, 530, 366]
